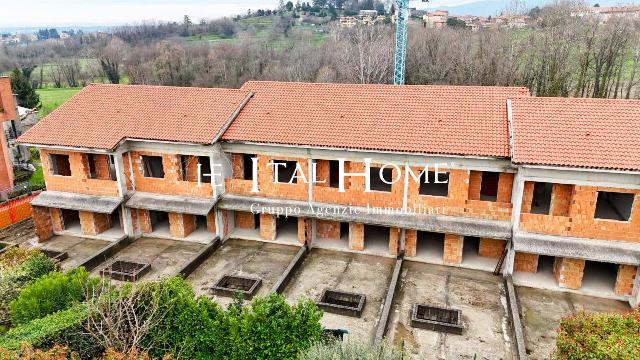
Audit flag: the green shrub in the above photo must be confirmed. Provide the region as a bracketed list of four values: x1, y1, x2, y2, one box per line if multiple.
[555, 309, 640, 359]
[0, 248, 44, 273]
[0, 253, 57, 324]
[10, 267, 102, 325]
[300, 339, 405, 360]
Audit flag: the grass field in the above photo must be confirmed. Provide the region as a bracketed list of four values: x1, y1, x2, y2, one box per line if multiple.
[36, 87, 82, 117]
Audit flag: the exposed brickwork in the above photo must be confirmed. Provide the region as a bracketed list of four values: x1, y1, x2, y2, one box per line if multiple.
[32, 206, 53, 242]
[349, 223, 364, 251]
[138, 209, 152, 234]
[231, 153, 244, 179]
[389, 227, 400, 256]
[40, 150, 119, 197]
[226, 155, 308, 201]
[521, 184, 640, 243]
[614, 265, 637, 296]
[50, 208, 64, 232]
[313, 159, 330, 187]
[443, 234, 463, 265]
[127, 151, 212, 198]
[317, 219, 340, 239]
[168, 212, 196, 238]
[404, 230, 417, 257]
[554, 257, 585, 290]
[259, 213, 276, 240]
[206, 211, 216, 233]
[92, 154, 112, 180]
[514, 252, 539, 273]
[297, 217, 311, 245]
[221, 210, 229, 238]
[478, 238, 506, 258]
[79, 211, 111, 235]
[234, 211, 256, 229]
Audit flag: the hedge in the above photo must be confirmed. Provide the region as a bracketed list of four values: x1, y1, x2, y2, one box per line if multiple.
[555, 309, 640, 359]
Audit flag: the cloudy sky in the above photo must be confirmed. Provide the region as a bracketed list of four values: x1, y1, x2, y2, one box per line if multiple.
[2, 0, 483, 28]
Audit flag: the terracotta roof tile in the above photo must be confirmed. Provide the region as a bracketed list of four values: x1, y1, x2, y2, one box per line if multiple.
[223, 81, 529, 157]
[511, 97, 640, 171]
[18, 84, 250, 150]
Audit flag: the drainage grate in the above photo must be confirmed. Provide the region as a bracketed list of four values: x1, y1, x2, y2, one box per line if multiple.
[410, 304, 464, 334]
[211, 275, 262, 299]
[41, 249, 69, 261]
[100, 260, 151, 282]
[316, 289, 366, 317]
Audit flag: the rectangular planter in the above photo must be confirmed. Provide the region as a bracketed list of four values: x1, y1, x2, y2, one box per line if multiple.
[410, 304, 464, 335]
[316, 289, 366, 317]
[211, 274, 262, 299]
[100, 260, 151, 282]
[41, 249, 69, 262]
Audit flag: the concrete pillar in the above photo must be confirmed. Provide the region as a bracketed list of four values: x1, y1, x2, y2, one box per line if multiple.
[513, 252, 539, 273]
[235, 211, 256, 229]
[316, 219, 340, 239]
[32, 206, 53, 242]
[478, 238, 506, 258]
[443, 234, 463, 265]
[554, 257, 585, 290]
[348, 223, 364, 251]
[615, 265, 637, 296]
[169, 212, 197, 238]
[404, 230, 417, 257]
[389, 227, 401, 256]
[259, 213, 277, 241]
[113, 151, 133, 236]
[79, 211, 111, 236]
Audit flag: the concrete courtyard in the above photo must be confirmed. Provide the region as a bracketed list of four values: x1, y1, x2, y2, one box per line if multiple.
[282, 248, 396, 340]
[28, 234, 110, 270]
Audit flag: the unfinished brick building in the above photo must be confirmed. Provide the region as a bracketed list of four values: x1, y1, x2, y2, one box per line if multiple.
[17, 81, 640, 307]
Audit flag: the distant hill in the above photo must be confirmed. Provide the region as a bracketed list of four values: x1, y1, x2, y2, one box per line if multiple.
[422, 0, 638, 17]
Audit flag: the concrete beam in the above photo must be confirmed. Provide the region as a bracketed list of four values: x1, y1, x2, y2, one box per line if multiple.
[514, 231, 640, 265]
[175, 238, 221, 278]
[76, 236, 134, 271]
[374, 255, 403, 343]
[504, 275, 528, 360]
[270, 246, 308, 294]
[519, 166, 640, 190]
[218, 195, 512, 240]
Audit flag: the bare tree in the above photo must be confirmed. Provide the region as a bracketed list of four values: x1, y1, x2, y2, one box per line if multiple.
[335, 25, 394, 84]
[97, 38, 127, 84]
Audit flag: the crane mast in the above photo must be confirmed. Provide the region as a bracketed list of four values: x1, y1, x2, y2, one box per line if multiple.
[393, 0, 409, 85]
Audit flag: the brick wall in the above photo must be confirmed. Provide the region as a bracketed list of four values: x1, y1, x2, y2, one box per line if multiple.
[614, 265, 637, 296]
[126, 151, 212, 198]
[317, 219, 341, 239]
[389, 227, 400, 256]
[137, 209, 152, 234]
[206, 210, 216, 233]
[235, 211, 256, 229]
[169, 212, 196, 238]
[41, 150, 119, 197]
[405, 229, 417, 257]
[226, 155, 308, 201]
[554, 257, 585, 290]
[443, 234, 463, 264]
[349, 223, 364, 251]
[32, 206, 53, 241]
[297, 217, 311, 245]
[79, 211, 111, 235]
[514, 252, 538, 273]
[478, 238, 506, 258]
[259, 213, 276, 240]
[521, 183, 640, 243]
[50, 208, 64, 232]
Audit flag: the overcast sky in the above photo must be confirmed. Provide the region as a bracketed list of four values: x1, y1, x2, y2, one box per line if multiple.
[2, 0, 481, 28]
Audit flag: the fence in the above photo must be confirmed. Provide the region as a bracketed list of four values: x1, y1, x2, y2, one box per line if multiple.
[0, 192, 38, 230]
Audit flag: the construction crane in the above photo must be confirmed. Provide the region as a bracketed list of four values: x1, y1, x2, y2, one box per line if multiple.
[393, 0, 428, 85]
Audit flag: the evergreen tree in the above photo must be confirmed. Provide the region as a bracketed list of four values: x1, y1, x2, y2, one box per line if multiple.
[9, 69, 40, 110]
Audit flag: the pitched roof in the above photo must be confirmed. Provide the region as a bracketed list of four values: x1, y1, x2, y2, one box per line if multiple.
[222, 81, 529, 157]
[510, 97, 640, 171]
[18, 84, 250, 150]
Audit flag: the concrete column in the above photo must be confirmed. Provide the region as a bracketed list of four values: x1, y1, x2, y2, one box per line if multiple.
[630, 267, 640, 308]
[348, 223, 364, 251]
[505, 171, 525, 275]
[259, 213, 276, 241]
[443, 234, 463, 265]
[113, 151, 134, 236]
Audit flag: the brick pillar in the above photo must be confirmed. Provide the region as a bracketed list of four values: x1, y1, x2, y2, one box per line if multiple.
[348, 223, 364, 251]
[221, 210, 229, 237]
[79, 211, 111, 235]
[478, 238, 506, 258]
[138, 209, 152, 234]
[231, 153, 244, 179]
[389, 227, 400, 256]
[314, 159, 330, 187]
[32, 206, 53, 242]
[514, 252, 539, 273]
[554, 257, 585, 290]
[169, 213, 197, 238]
[550, 184, 573, 217]
[297, 217, 312, 245]
[206, 211, 216, 233]
[50, 208, 65, 232]
[521, 181, 535, 213]
[316, 219, 340, 239]
[468, 171, 482, 200]
[405, 230, 417, 257]
[496, 173, 513, 203]
[259, 214, 277, 241]
[235, 211, 256, 229]
[443, 234, 463, 265]
[93, 154, 112, 180]
[615, 265, 637, 296]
